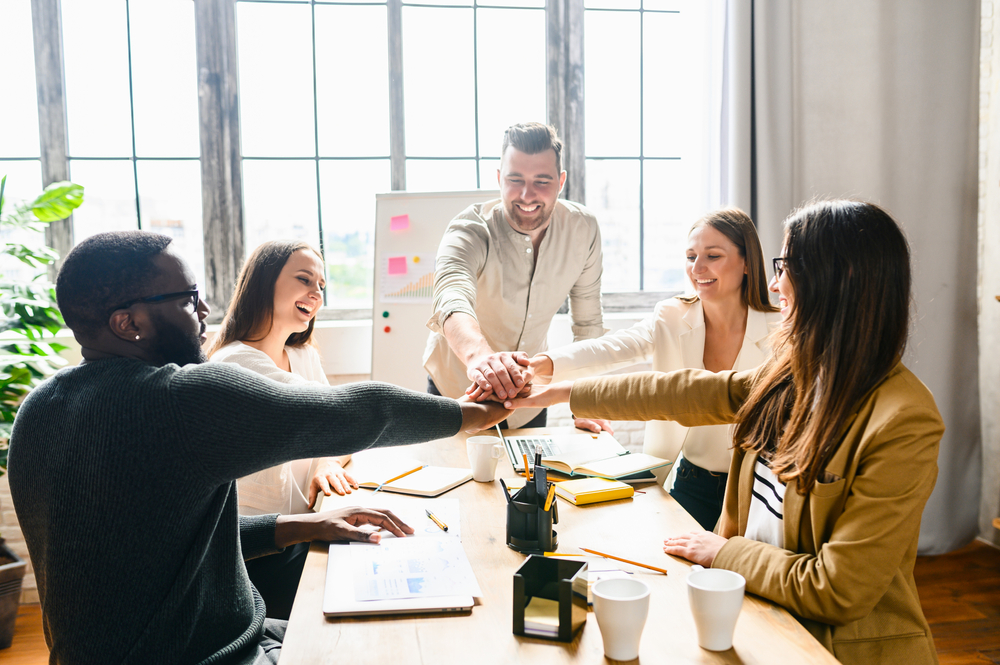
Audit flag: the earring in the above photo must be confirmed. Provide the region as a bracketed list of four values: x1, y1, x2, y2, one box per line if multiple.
[135, 335, 140, 341]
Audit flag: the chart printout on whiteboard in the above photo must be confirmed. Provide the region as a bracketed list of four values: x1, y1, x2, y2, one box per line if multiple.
[381, 255, 435, 304]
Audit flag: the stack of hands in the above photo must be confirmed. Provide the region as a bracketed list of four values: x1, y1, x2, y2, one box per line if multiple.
[462, 351, 613, 434]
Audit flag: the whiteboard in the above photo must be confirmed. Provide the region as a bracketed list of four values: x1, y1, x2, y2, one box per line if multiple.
[371, 190, 499, 392]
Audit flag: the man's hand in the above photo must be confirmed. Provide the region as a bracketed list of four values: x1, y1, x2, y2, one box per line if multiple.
[307, 459, 360, 509]
[275, 506, 414, 547]
[662, 531, 728, 567]
[464, 351, 531, 401]
[574, 418, 614, 435]
[458, 397, 508, 433]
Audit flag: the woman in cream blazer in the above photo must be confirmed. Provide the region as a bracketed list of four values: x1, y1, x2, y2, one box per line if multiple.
[533, 208, 780, 529]
[507, 200, 943, 664]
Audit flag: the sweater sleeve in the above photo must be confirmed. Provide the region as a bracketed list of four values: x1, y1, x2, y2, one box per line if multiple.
[569, 368, 754, 426]
[239, 514, 282, 561]
[169, 363, 463, 486]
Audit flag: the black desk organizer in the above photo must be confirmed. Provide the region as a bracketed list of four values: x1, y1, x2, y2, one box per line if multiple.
[512, 554, 588, 642]
[506, 464, 558, 553]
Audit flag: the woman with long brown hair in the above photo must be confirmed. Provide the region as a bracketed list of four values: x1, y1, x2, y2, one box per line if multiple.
[505, 200, 943, 664]
[518, 208, 781, 529]
[207, 240, 355, 619]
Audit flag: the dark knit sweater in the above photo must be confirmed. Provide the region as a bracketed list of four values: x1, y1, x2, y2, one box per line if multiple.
[7, 358, 462, 664]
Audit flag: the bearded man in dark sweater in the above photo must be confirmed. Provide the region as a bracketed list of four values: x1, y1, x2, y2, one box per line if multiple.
[7, 231, 505, 665]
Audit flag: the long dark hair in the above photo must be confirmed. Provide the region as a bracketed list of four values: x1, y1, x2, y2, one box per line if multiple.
[688, 208, 778, 313]
[732, 200, 911, 494]
[207, 240, 323, 357]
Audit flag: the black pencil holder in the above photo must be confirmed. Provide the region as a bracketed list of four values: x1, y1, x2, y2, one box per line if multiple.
[506, 487, 558, 553]
[512, 554, 588, 642]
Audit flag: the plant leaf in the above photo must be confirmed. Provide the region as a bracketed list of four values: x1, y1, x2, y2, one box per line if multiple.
[29, 181, 84, 222]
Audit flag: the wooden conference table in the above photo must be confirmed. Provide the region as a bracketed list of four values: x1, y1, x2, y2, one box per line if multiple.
[278, 428, 838, 665]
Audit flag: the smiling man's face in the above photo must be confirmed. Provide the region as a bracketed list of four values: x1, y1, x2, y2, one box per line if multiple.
[498, 146, 566, 235]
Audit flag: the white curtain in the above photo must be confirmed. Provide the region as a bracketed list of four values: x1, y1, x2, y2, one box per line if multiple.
[753, 0, 982, 554]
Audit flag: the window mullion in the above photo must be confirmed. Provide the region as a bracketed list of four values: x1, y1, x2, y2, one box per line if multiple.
[388, 0, 405, 191]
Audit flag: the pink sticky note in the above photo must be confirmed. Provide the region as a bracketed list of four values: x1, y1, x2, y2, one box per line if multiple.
[390, 214, 410, 231]
[388, 256, 407, 275]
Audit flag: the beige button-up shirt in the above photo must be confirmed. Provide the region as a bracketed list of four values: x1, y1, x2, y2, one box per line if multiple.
[423, 198, 605, 428]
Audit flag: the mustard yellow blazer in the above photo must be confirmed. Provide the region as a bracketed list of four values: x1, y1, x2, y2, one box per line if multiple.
[570, 362, 943, 665]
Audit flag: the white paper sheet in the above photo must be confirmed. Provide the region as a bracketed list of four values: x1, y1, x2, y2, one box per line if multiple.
[349, 537, 483, 601]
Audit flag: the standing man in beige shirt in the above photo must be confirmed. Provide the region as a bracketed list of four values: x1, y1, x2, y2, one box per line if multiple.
[423, 122, 608, 430]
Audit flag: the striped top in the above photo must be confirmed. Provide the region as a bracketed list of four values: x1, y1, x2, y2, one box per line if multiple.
[745, 456, 786, 548]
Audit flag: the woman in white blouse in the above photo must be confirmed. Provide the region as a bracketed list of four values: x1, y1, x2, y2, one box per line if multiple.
[528, 208, 781, 529]
[207, 240, 354, 618]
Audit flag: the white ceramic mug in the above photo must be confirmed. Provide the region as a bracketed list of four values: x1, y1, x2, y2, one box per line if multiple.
[466, 436, 503, 482]
[592, 577, 651, 661]
[687, 565, 745, 651]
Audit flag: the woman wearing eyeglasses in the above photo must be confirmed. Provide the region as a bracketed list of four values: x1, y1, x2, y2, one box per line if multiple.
[206, 240, 355, 619]
[520, 208, 781, 530]
[505, 200, 943, 664]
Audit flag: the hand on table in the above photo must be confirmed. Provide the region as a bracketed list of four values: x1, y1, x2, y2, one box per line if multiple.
[662, 530, 728, 567]
[574, 417, 615, 435]
[275, 506, 414, 546]
[307, 459, 359, 509]
[464, 351, 531, 401]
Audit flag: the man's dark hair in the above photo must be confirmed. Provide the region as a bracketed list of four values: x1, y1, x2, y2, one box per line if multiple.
[56, 231, 174, 339]
[502, 123, 563, 173]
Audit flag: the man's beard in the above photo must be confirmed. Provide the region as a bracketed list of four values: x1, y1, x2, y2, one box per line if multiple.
[152, 316, 207, 366]
[504, 199, 552, 232]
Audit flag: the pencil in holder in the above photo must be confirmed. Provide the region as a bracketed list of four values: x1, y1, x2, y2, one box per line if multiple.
[506, 483, 558, 554]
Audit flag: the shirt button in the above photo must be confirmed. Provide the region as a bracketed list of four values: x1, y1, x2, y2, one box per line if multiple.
[526, 248, 532, 254]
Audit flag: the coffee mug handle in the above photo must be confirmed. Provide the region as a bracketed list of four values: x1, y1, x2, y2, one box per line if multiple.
[492, 444, 503, 459]
[690, 564, 705, 573]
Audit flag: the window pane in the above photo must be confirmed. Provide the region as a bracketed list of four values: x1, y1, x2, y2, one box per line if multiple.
[585, 0, 640, 8]
[476, 8, 545, 157]
[643, 159, 708, 291]
[480, 0, 544, 6]
[70, 160, 138, 241]
[242, 160, 320, 255]
[644, 10, 713, 158]
[585, 10, 640, 157]
[129, 2, 200, 157]
[405, 160, 478, 192]
[0, 1, 39, 158]
[136, 160, 205, 290]
[478, 158, 500, 191]
[315, 5, 390, 157]
[586, 159, 639, 292]
[237, 3, 315, 157]
[643, 0, 685, 11]
[403, 0, 469, 6]
[403, 7, 475, 157]
[0, 160, 45, 284]
[62, 0, 133, 157]
[319, 160, 390, 308]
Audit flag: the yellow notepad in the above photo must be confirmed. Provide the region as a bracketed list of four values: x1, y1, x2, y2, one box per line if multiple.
[553, 477, 634, 505]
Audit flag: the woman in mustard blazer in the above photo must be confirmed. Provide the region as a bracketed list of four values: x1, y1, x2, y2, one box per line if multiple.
[505, 200, 943, 665]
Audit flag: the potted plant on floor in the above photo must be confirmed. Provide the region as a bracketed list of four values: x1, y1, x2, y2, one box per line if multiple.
[0, 175, 83, 648]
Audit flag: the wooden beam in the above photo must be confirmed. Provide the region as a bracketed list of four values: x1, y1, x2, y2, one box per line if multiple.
[194, 0, 244, 316]
[387, 0, 405, 191]
[546, 0, 584, 204]
[30, 0, 73, 275]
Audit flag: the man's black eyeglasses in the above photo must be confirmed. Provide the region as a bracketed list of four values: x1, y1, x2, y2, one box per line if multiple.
[772, 257, 787, 278]
[110, 289, 200, 314]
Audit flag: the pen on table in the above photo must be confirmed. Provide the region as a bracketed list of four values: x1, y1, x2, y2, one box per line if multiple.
[425, 508, 448, 532]
[578, 547, 668, 575]
[372, 464, 425, 494]
[542, 483, 556, 511]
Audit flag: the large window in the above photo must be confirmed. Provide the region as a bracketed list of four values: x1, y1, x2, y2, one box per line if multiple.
[7, 0, 725, 316]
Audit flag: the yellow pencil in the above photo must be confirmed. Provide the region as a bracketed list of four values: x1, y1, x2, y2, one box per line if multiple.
[579, 547, 668, 575]
[543, 552, 583, 557]
[543, 483, 556, 511]
[523, 453, 531, 480]
[373, 464, 425, 493]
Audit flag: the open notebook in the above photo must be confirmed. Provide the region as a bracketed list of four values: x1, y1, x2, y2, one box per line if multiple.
[350, 458, 473, 497]
[499, 430, 670, 481]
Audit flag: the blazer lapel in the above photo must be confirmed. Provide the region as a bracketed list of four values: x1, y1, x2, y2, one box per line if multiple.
[679, 299, 705, 369]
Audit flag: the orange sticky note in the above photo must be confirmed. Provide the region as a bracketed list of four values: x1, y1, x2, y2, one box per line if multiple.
[388, 256, 407, 275]
[390, 214, 410, 231]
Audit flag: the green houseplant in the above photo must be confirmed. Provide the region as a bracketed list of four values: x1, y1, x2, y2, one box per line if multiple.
[0, 174, 83, 648]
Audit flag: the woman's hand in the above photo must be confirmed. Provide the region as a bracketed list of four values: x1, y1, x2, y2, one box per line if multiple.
[662, 531, 728, 567]
[527, 354, 553, 386]
[502, 381, 574, 410]
[275, 506, 414, 546]
[308, 459, 359, 509]
[574, 417, 615, 434]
